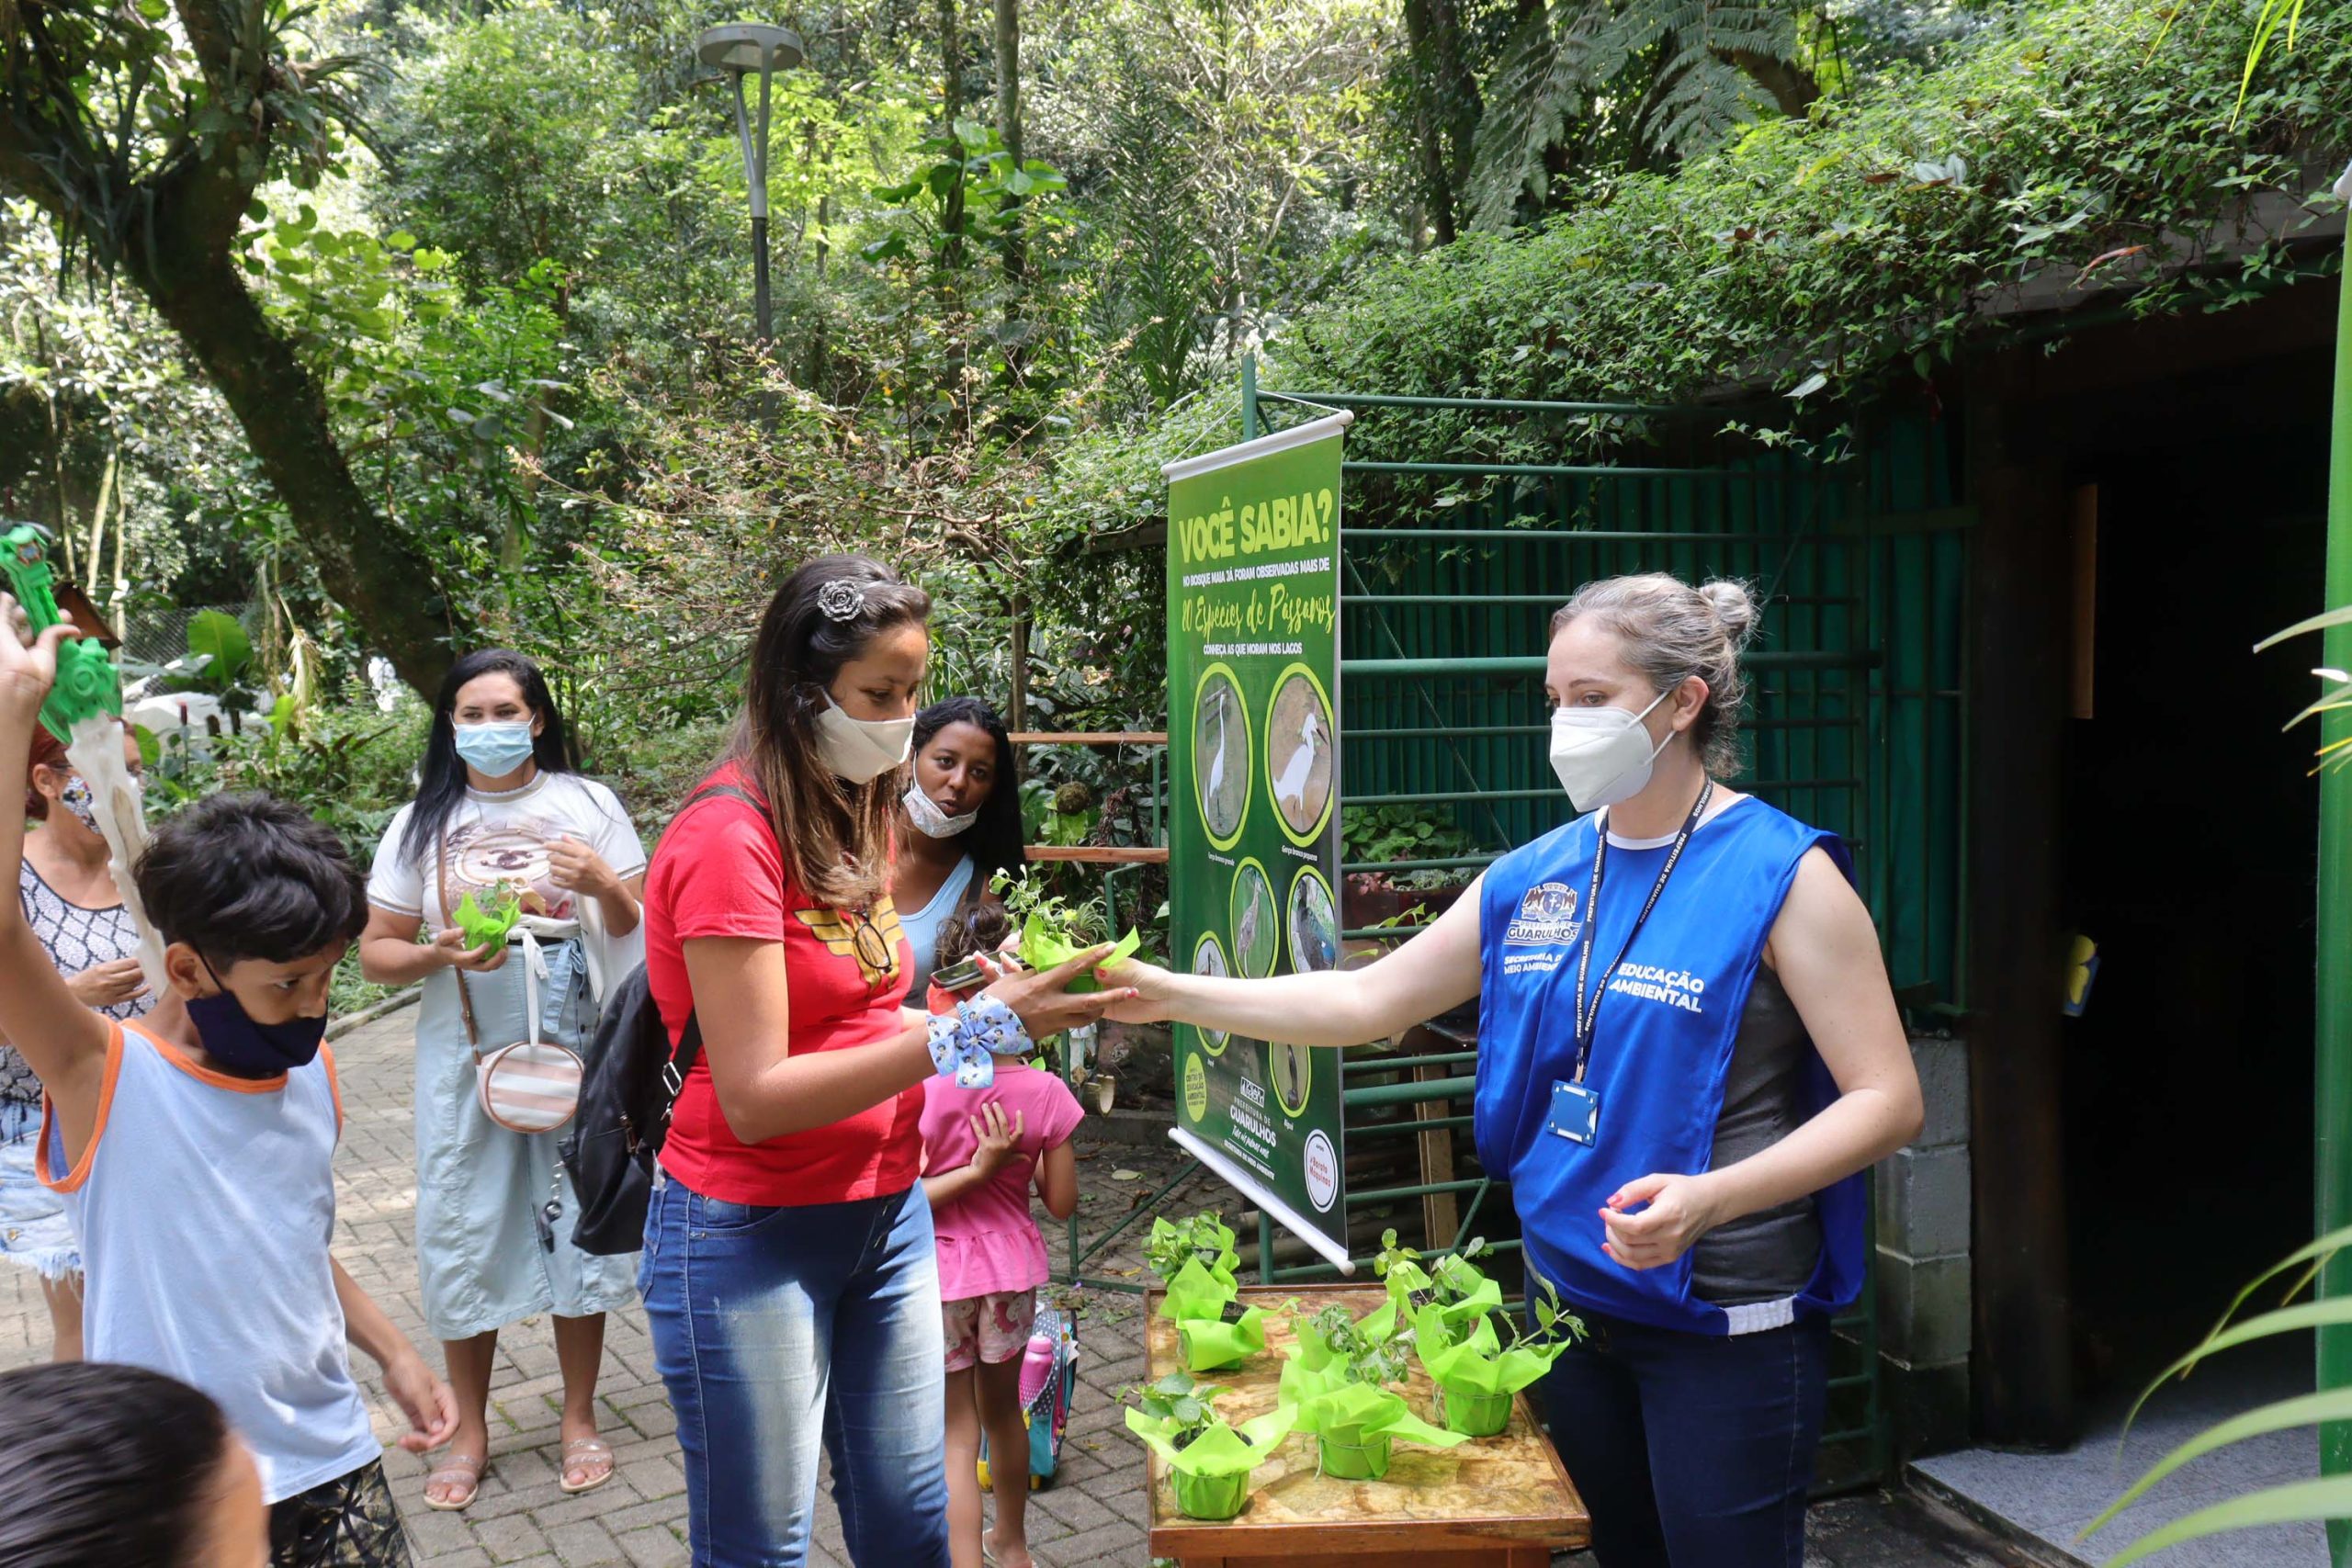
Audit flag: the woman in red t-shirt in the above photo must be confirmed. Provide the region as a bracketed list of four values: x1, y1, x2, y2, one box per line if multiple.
[639, 554, 1127, 1568]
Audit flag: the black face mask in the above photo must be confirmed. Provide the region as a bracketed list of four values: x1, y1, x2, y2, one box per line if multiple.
[187, 956, 327, 1077]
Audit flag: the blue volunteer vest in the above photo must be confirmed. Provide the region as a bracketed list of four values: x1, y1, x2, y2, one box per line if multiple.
[1473, 795, 1866, 1335]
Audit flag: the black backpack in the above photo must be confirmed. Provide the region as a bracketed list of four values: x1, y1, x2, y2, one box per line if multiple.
[560, 784, 762, 1256]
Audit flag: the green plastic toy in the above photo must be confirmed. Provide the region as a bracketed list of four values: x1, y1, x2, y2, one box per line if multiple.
[1, 524, 123, 743]
[452, 890, 523, 953]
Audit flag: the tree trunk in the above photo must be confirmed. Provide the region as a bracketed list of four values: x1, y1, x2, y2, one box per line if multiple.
[995, 0, 1023, 278]
[1718, 49, 1821, 119]
[1399, 0, 1482, 246]
[130, 247, 455, 696]
[939, 0, 967, 261]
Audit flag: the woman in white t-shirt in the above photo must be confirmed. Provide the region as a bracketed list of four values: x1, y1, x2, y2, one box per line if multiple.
[358, 650, 646, 1511]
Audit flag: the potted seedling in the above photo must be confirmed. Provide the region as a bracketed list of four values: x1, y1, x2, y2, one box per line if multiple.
[1148, 1213, 1280, 1372]
[1414, 1276, 1584, 1438]
[1124, 1372, 1296, 1521]
[1279, 1300, 1466, 1479]
[1372, 1229, 1503, 1347]
[451, 886, 524, 953]
[990, 867, 1143, 994]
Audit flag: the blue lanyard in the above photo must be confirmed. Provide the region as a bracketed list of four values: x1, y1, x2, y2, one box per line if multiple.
[1569, 780, 1713, 1084]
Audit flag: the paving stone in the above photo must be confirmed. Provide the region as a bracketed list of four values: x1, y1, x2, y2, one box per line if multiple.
[541, 1518, 622, 1566]
[615, 1527, 688, 1568]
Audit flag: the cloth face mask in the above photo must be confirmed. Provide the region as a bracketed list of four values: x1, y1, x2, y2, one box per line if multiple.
[54, 773, 101, 836]
[187, 956, 327, 1076]
[1549, 688, 1674, 813]
[817, 695, 915, 784]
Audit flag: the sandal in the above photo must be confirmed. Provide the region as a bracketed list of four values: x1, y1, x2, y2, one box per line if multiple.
[560, 1437, 616, 1495]
[423, 1452, 487, 1512]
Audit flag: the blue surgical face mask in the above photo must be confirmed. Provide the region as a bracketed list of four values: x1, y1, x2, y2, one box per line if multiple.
[453, 720, 537, 778]
[187, 956, 327, 1077]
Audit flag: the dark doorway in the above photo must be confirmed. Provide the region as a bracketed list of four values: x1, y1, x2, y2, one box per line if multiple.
[2057, 346, 2330, 1393]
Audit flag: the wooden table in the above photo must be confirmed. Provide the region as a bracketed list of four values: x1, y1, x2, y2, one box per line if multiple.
[1143, 1285, 1589, 1567]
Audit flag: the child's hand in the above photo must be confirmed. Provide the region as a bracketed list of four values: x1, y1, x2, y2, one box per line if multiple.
[0, 592, 74, 717]
[381, 1348, 460, 1454]
[969, 1102, 1025, 1178]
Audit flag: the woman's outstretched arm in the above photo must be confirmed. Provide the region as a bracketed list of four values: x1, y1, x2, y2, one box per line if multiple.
[1102, 874, 1487, 1049]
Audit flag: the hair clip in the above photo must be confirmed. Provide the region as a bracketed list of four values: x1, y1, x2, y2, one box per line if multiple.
[816, 581, 867, 624]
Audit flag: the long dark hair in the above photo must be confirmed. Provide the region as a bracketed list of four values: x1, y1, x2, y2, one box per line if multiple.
[729, 555, 932, 911]
[911, 696, 1026, 900]
[0, 1360, 236, 1567]
[399, 649, 578, 868]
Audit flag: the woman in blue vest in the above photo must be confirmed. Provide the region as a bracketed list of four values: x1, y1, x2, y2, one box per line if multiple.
[1108, 572, 1924, 1568]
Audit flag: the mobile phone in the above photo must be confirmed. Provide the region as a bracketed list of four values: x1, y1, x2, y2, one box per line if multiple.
[932, 954, 989, 993]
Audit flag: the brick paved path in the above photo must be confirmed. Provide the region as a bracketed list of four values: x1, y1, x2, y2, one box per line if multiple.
[2, 1003, 2024, 1568]
[3, 1004, 1186, 1567]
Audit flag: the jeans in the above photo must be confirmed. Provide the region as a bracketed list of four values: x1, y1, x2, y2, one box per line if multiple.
[1534, 1305, 1830, 1568]
[640, 1178, 951, 1567]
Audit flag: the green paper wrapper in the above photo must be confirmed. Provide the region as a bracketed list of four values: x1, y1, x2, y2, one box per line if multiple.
[1413, 1304, 1572, 1404]
[1020, 914, 1143, 995]
[452, 890, 522, 952]
[1158, 1257, 1243, 1323]
[1385, 1258, 1504, 1345]
[1434, 1386, 1515, 1438]
[1279, 1359, 1468, 1457]
[1179, 1305, 1274, 1372]
[1317, 1430, 1392, 1480]
[1127, 1404, 1296, 1518]
[1170, 1468, 1250, 1519]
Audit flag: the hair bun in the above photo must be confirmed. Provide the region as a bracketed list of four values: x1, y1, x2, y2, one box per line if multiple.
[1698, 579, 1759, 651]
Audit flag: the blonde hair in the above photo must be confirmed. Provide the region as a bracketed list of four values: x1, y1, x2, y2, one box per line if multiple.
[1550, 573, 1758, 775]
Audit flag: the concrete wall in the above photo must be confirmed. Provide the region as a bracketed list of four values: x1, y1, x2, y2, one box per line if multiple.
[1875, 1031, 1973, 1457]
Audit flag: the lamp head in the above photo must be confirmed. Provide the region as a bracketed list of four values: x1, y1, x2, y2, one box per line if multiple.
[696, 23, 804, 75]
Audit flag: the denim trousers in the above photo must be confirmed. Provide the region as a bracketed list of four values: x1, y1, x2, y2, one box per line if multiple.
[1534, 1305, 1831, 1568]
[640, 1177, 951, 1567]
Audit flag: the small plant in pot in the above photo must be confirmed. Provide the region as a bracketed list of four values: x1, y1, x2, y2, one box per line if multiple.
[1124, 1373, 1296, 1521]
[1279, 1299, 1466, 1480]
[1413, 1277, 1585, 1438]
[1148, 1213, 1277, 1371]
[1373, 1229, 1503, 1340]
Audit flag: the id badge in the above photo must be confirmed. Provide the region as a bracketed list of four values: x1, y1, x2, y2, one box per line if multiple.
[1547, 1079, 1601, 1146]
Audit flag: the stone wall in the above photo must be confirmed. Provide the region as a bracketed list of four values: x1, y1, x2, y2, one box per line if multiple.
[1874, 1031, 1973, 1458]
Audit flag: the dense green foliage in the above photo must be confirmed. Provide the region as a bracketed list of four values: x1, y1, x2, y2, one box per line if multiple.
[3, 0, 2345, 923]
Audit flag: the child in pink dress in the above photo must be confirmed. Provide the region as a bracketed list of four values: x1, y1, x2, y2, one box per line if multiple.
[920, 917, 1085, 1568]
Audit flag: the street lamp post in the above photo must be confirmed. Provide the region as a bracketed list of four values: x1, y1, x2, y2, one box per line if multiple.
[697, 23, 806, 343]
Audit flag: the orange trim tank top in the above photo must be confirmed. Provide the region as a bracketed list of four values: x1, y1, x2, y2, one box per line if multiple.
[40, 1021, 379, 1504]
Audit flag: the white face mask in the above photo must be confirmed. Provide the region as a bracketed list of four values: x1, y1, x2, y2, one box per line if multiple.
[1549, 687, 1675, 813]
[903, 780, 978, 839]
[815, 694, 915, 784]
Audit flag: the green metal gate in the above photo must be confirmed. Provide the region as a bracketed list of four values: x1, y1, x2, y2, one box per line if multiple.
[1231, 368, 1969, 1491]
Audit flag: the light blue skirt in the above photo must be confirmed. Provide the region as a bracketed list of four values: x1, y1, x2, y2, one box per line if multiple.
[413, 937, 638, 1341]
[0, 1097, 78, 1280]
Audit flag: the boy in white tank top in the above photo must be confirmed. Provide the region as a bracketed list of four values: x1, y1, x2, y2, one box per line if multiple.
[0, 597, 458, 1568]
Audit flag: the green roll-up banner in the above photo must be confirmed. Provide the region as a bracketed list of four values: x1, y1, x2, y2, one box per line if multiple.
[1164, 411, 1354, 1270]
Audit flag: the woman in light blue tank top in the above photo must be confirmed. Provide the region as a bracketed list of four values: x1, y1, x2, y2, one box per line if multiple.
[892, 697, 1026, 996]
[1103, 574, 1926, 1568]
